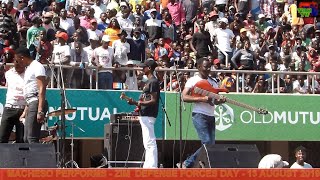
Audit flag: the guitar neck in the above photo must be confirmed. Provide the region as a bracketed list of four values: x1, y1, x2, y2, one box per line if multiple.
[209, 93, 262, 113]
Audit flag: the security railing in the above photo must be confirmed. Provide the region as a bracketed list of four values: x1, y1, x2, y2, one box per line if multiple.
[2, 63, 320, 94]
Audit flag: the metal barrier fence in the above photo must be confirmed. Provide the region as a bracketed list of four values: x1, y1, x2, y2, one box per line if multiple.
[2, 63, 320, 94]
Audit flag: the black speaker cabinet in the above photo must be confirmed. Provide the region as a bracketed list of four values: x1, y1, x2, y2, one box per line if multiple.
[0, 143, 56, 168]
[193, 144, 261, 168]
[104, 123, 144, 167]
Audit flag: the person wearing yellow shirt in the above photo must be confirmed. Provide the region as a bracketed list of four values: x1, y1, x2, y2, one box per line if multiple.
[104, 18, 121, 46]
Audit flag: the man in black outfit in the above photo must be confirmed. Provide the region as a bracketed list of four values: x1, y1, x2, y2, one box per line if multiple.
[127, 59, 160, 168]
[191, 20, 215, 58]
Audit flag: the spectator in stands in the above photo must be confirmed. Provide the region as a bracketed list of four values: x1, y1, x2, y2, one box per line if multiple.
[91, 0, 107, 19]
[87, 19, 103, 40]
[67, 17, 88, 45]
[117, 2, 134, 38]
[92, 35, 114, 89]
[154, 38, 173, 61]
[97, 12, 109, 32]
[144, 8, 162, 42]
[127, 27, 145, 64]
[253, 75, 267, 93]
[191, 20, 214, 59]
[70, 41, 89, 89]
[80, 7, 95, 29]
[26, 16, 44, 49]
[35, 29, 53, 64]
[167, 0, 185, 27]
[290, 146, 313, 168]
[231, 39, 255, 70]
[112, 30, 130, 66]
[51, 31, 71, 88]
[161, 13, 177, 45]
[293, 75, 310, 94]
[124, 60, 138, 90]
[60, 8, 74, 31]
[213, 18, 234, 64]
[104, 17, 121, 46]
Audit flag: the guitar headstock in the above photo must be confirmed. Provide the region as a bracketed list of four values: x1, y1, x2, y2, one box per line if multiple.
[258, 108, 268, 115]
[120, 92, 126, 100]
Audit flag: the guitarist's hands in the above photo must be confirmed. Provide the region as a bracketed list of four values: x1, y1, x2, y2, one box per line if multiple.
[127, 98, 139, 106]
[203, 96, 215, 106]
[214, 95, 226, 105]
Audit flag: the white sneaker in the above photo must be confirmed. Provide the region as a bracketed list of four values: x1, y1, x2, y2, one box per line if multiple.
[176, 162, 187, 168]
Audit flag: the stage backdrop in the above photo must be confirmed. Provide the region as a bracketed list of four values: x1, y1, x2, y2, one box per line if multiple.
[1, 88, 319, 141]
[165, 92, 320, 141]
[0, 88, 164, 139]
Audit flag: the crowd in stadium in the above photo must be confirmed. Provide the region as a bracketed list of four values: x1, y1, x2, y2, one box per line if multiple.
[0, 0, 320, 94]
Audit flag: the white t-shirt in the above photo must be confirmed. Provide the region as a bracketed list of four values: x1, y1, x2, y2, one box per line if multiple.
[93, 46, 114, 73]
[112, 39, 130, 66]
[23, 60, 46, 101]
[205, 21, 219, 41]
[117, 16, 134, 38]
[52, 44, 71, 64]
[213, 28, 235, 52]
[215, 0, 227, 5]
[290, 162, 313, 169]
[5, 68, 25, 106]
[87, 29, 103, 39]
[60, 18, 74, 31]
[185, 75, 218, 116]
[91, 4, 107, 19]
[292, 80, 318, 94]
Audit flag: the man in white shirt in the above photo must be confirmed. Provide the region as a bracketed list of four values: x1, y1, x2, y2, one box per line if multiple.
[60, 8, 74, 31]
[112, 30, 130, 66]
[91, 0, 107, 19]
[0, 59, 25, 143]
[117, 2, 134, 39]
[87, 19, 103, 40]
[179, 57, 226, 168]
[213, 18, 235, 65]
[91, 35, 114, 89]
[290, 146, 313, 169]
[15, 47, 47, 143]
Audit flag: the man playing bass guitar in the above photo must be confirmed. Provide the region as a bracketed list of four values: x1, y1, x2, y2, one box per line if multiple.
[179, 57, 226, 168]
[126, 59, 160, 168]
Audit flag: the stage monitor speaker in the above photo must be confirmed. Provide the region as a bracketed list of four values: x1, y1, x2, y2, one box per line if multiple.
[104, 123, 144, 167]
[0, 143, 56, 168]
[193, 144, 261, 168]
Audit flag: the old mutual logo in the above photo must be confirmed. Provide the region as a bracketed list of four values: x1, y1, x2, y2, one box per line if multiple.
[215, 104, 234, 131]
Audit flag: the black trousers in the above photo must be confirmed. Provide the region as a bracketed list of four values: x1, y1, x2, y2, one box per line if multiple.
[0, 107, 24, 143]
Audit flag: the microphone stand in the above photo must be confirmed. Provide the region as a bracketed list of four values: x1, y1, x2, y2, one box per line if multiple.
[173, 60, 186, 167]
[47, 54, 69, 168]
[159, 95, 171, 167]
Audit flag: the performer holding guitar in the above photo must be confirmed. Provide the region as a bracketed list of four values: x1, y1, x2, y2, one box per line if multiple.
[126, 59, 160, 168]
[179, 57, 226, 168]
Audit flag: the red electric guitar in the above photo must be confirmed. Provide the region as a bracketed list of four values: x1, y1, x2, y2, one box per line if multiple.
[191, 80, 268, 115]
[120, 92, 141, 112]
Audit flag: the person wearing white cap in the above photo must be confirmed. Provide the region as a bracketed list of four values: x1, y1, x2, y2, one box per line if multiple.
[117, 1, 134, 38]
[212, 17, 235, 65]
[91, 35, 114, 89]
[124, 60, 138, 90]
[258, 154, 289, 168]
[256, 14, 269, 32]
